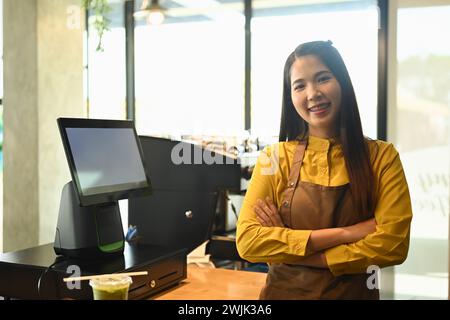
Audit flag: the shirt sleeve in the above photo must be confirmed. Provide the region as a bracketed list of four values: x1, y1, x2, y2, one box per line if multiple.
[324, 143, 413, 276]
[236, 144, 312, 263]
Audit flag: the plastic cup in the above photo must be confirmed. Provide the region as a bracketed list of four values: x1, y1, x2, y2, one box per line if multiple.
[89, 275, 132, 300]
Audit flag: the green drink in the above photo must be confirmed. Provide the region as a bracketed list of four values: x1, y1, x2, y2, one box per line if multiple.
[89, 275, 132, 300]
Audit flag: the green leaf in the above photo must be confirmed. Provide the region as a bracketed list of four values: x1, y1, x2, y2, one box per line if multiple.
[81, 0, 113, 52]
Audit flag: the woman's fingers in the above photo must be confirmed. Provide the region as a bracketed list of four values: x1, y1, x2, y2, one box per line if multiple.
[256, 215, 268, 227]
[254, 204, 272, 226]
[266, 197, 284, 227]
[257, 199, 279, 226]
[254, 198, 284, 227]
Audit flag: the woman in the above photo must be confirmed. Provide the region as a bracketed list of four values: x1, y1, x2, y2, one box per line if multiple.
[236, 40, 412, 300]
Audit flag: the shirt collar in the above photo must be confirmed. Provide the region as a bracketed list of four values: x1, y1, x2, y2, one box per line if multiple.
[306, 135, 341, 152]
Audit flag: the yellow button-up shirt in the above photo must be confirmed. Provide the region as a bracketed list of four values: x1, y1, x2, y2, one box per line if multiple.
[236, 135, 412, 276]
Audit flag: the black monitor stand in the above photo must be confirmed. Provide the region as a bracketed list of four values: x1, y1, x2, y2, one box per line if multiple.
[54, 181, 125, 259]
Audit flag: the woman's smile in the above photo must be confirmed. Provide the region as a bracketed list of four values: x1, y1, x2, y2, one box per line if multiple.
[309, 102, 331, 115]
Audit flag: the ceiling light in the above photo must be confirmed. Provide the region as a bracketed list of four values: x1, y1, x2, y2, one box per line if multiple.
[134, 0, 166, 25]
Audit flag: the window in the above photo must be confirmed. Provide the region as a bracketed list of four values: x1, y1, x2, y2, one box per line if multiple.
[0, 0, 3, 253]
[391, 2, 450, 299]
[134, 1, 245, 138]
[86, 2, 126, 120]
[251, 0, 379, 140]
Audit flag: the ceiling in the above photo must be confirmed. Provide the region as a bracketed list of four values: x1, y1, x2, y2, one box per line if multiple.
[97, 0, 373, 27]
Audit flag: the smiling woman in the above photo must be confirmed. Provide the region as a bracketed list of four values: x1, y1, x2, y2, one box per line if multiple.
[289, 55, 342, 139]
[236, 40, 413, 300]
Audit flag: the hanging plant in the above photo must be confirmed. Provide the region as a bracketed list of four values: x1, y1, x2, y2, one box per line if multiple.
[82, 0, 113, 52]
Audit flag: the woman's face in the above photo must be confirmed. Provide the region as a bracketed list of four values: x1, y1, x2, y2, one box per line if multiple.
[290, 55, 342, 138]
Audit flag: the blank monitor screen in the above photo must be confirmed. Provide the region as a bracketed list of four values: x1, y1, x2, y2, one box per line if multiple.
[58, 118, 152, 206]
[66, 128, 147, 195]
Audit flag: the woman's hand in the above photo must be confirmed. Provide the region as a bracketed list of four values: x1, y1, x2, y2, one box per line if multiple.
[253, 197, 285, 227]
[343, 218, 377, 243]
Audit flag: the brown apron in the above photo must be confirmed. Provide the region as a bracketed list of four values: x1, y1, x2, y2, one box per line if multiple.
[259, 140, 379, 300]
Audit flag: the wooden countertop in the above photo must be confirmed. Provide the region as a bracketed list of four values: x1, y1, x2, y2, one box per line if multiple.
[153, 264, 267, 300]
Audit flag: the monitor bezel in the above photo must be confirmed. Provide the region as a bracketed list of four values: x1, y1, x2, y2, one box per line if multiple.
[58, 117, 153, 207]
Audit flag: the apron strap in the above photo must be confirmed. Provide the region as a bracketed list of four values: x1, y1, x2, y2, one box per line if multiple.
[279, 139, 307, 227]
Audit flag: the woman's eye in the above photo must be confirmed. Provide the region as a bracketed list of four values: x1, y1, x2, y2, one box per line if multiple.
[318, 76, 331, 83]
[293, 84, 305, 91]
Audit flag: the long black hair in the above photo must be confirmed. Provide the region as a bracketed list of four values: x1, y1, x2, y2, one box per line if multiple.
[279, 40, 374, 216]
